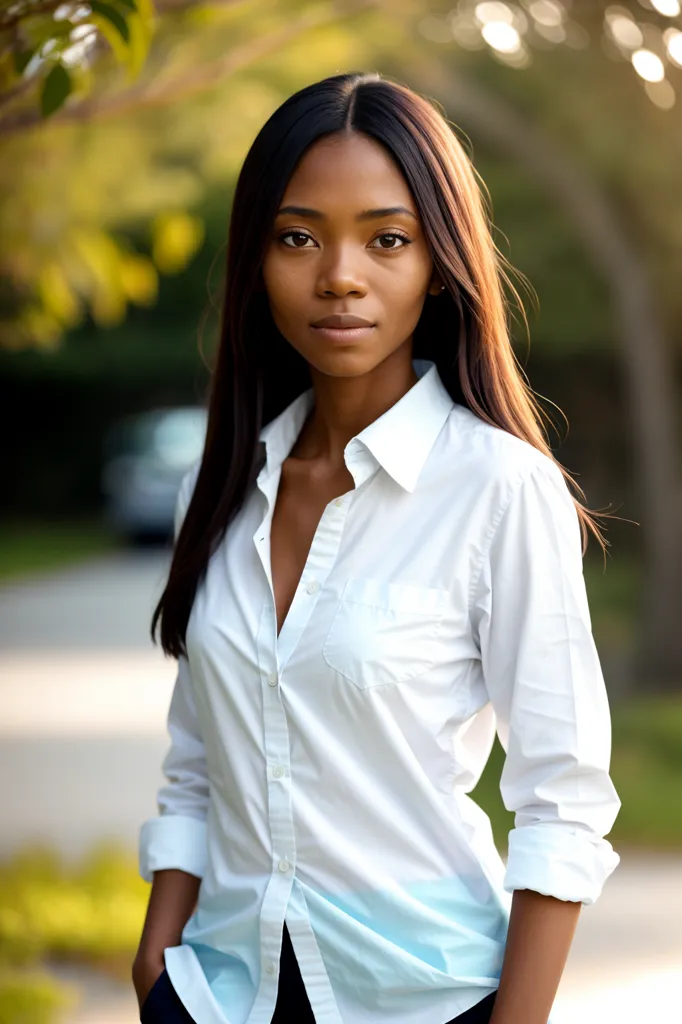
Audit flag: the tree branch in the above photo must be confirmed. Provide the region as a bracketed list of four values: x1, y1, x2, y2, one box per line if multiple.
[0, 0, 230, 30]
[0, 0, 380, 135]
[0, 0, 246, 118]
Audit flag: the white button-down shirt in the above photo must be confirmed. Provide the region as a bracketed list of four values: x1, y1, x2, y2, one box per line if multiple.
[139, 358, 621, 1024]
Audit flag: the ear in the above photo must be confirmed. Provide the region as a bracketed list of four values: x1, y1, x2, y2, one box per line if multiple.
[427, 275, 445, 296]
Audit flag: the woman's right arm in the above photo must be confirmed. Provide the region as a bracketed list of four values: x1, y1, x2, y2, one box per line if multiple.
[132, 868, 201, 1006]
[133, 467, 209, 1008]
[133, 648, 210, 1007]
[132, 645, 210, 1004]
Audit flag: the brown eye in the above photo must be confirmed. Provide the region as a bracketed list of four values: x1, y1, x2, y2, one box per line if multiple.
[280, 231, 315, 248]
[369, 233, 412, 250]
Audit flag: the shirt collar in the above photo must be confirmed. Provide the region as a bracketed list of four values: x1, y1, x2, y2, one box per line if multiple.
[258, 359, 456, 493]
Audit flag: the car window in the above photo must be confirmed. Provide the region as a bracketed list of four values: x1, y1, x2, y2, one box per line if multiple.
[152, 409, 207, 466]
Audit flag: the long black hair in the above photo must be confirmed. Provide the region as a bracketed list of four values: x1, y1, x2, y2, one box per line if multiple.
[152, 70, 609, 659]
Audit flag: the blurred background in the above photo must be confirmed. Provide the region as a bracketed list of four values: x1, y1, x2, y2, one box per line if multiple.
[1, 0, 681, 1021]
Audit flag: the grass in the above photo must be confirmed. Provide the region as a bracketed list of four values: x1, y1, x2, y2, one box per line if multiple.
[0, 521, 118, 582]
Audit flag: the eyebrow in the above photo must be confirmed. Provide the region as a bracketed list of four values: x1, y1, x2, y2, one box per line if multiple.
[276, 205, 418, 221]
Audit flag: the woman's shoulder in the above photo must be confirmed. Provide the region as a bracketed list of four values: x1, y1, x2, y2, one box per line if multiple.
[447, 403, 561, 492]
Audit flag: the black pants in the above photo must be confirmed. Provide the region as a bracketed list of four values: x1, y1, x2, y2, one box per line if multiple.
[274, 925, 497, 1023]
[140, 922, 498, 1023]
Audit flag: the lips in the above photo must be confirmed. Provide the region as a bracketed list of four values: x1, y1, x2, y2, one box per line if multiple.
[311, 314, 375, 328]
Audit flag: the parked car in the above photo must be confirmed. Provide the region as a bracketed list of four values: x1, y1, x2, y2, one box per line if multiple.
[101, 406, 207, 544]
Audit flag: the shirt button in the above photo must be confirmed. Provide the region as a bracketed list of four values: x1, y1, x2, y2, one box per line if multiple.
[265, 961, 276, 974]
[278, 858, 291, 872]
[306, 580, 319, 594]
[267, 671, 278, 686]
[273, 765, 285, 778]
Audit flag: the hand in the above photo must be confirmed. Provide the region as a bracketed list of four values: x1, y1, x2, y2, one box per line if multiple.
[132, 951, 165, 1012]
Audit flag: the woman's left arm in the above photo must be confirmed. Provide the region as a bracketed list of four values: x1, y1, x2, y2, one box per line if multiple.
[471, 455, 622, 1024]
[490, 889, 581, 1024]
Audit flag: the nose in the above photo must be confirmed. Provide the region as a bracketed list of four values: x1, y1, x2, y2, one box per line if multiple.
[315, 244, 367, 298]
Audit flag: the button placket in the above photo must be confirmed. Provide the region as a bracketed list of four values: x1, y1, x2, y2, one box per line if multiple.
[252, 488, 353, 1024]
[254, 600, 296, 1019]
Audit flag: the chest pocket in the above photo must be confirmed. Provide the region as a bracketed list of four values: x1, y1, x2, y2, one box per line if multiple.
[322, 577, 449, 690]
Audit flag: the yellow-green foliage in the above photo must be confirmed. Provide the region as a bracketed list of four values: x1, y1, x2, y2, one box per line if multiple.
[0, 0, 382, 349]
[0, 970, 75, 1024]
[0, 844, 149, 972]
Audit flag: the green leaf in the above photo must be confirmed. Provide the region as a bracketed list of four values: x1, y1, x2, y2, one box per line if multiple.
[40, 62, 72, 117]
[13, 49, 35, 75]
[89, 1, 130, 43]
[117, 0, 139, 8]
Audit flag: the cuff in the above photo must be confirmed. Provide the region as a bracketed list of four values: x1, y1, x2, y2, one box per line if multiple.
[503, 824, 620, 905]
[139, 814, 208, 883]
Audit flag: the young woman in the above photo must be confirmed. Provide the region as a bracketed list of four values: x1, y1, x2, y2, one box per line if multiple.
[132, 72, 621, 1024]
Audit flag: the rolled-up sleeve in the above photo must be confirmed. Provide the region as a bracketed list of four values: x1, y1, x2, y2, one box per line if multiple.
[139, 463, 209, 883]
[471, 456, 621, 905]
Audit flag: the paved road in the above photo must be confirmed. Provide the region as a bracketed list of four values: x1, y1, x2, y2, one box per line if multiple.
[0, 551, 175, 859]
[1, 555, 680, 1022]
[0, 548, 172, 651]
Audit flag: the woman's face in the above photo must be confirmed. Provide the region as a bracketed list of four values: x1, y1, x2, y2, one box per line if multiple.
[261, 130, 441, 378]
